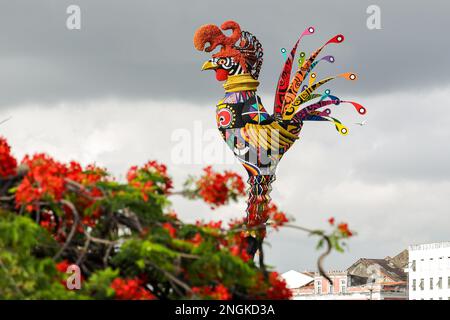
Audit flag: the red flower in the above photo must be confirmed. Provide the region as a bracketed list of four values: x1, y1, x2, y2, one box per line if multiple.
[188, 232, 203, 247]
[0, 136, 17, 178]
[56, 260, 71, 273]
[39, 210, 57, 232]
[126, 165, 138, 182]
[192, 284, 231, 300]
[195, 166, 245, 209]
[328, 217, 335, 225]
[337, 223, 353, 237]
[162, 222, 177, 238]
[266, 272, 293, 299]
[270, 206, 289, 229]
[229, 245, 251, 262]
[111, 277, 156, 300]
[249, 272, 292, 300]
[130, 180, 154, 201]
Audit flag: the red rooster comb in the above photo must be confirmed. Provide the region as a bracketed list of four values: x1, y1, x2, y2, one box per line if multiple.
[193, 20, 241, 54]
[193, 20, 264, 79]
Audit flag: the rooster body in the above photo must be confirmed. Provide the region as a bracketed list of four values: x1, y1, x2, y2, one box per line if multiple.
[194, 21, 366, 256]
[216, 88, 298, 176]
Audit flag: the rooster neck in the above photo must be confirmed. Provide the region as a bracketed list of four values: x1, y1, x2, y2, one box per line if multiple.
[222, 74, 259, 93]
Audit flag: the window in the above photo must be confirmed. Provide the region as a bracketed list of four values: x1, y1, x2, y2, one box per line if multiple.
[420, 279, 424, 291]
[412, 279, 416, 291]
[329, 284, 333, 294]
[437, 277, 442, 289]
[316, 281, 322, 295]
[430, 278, 434, 290]
[340, 280, 346, 293]
[411, 260, 416, 272]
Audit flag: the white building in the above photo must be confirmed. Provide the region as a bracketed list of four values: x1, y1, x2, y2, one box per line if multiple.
[408, 242, 450, 300]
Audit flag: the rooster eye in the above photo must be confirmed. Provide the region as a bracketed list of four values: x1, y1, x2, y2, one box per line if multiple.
[217, 59, 226, 65]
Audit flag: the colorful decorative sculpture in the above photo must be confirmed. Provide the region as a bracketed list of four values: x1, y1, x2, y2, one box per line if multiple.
[194, 21, 366, 256]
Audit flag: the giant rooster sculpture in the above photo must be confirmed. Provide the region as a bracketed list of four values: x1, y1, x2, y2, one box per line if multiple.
[193, 21, 366, 257]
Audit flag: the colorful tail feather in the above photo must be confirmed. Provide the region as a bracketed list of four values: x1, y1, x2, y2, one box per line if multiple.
[274, 28, 366, 135]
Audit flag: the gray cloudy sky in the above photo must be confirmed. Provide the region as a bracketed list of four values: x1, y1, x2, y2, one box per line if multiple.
[1, 0, 450, 273]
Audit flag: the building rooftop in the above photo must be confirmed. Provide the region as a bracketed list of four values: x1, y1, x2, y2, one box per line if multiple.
[408, 241, 450, 251]
[347, 254, 407, 283]
[281, 270, 314, 289]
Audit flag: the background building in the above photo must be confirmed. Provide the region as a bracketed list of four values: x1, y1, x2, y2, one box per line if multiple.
[408, 242, 450, 300]
[282, 250, 408, 300]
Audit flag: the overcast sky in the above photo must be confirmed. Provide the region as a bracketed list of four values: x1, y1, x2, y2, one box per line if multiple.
[1, 0, 450, 273]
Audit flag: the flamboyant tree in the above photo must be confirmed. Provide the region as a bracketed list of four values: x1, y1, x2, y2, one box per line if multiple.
[0, 136, 353, 299]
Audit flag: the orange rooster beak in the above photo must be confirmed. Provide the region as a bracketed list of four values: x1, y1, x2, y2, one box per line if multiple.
[201, 60, 218, 71]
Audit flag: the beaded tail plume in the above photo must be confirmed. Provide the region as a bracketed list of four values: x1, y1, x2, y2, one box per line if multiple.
[194, 21, 366, 258]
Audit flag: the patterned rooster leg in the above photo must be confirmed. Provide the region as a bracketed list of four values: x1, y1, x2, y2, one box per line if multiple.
[194, 21, 366, 259]
[244, 174, 275, 256]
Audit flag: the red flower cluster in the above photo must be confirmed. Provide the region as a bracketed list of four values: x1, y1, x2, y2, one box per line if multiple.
[188, 232, 203, 247]
[192, 284, 231, 300]
[40, 209, 57, 231]
[0, 136, 17, 178]
[55, 260, 71, 273]
[66, 161, 107, 186]
[329, 218, 353, 237]
[249, 271, 292, 300]
[127, 160, 173, 198]
[111, 277, 156, 300]
[228, 217, 244, 229]
[229, 244, 251, 262]
[130, 179, 154, 201]
[267, 204, 289, 229]
[15, 154, 67, 212]
[14, 152, 107, 233]
[266, 272, 293, 299]
[162, 222, 177, 238]
[195, 220, 222, 229]
[338, 223, 353, 237]
[195, 166, 245, 209]
[66, 162, 107, 227]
